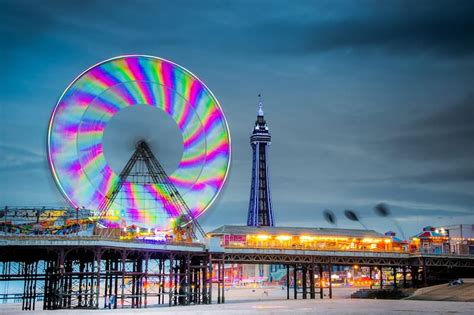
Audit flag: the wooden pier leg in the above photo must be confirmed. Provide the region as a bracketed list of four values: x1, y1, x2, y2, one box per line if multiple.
[182, 254, 191, 305]
[309, 264, 315, 299]
[174, 258, 179, 306]
[221, 257, 225, 304]
[22, 261, 29, 310]
[121, 252, 126, 308]
[104, 259, 109, 309]
[319, 264, 323, 299]
[144, 255, 149, 308]
[208, 255, 213, 304]
[217, 260, 221, 304]
[169, 255, 174, 307]
[158, 258, 163, 305]
[328, 264, 332, 299]
[393, 267, 397, 289]
[379, 266, 383, 289]
[131, 260, 136, 308]
[422, 259, 428, 287]
[286, 265, 290, 299]
[78, 260, 84, 308]
[402, 266, 407, 288]
[201, 258, 208, 304]
[113, 259, 119, 309]
[95, 250, 102, 309]
[22, 262, 27, 310]
[67, 260, 73, 309]
[137, 257, 143, 308]
[302, 265, 307, 299]
[293, 265, 297, 299]
[411, 266, 418, 288]
[369, 266, 373, 289]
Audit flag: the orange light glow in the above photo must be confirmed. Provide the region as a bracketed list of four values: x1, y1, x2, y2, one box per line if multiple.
[276, 235, 292, 241]
[300, 235, 314, 242]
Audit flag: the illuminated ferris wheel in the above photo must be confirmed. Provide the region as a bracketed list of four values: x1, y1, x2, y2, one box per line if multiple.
[47, 55, 231, 233]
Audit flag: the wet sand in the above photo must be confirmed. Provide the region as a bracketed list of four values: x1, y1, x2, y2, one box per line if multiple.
[1, 287, 472, 314]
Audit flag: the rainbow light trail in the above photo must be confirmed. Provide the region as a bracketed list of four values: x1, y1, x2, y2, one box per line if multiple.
[47, 55, 231, 230]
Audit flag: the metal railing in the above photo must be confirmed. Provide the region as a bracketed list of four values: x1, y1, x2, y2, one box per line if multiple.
[0, 234, 205, 247]
[222, 241, 409, 254]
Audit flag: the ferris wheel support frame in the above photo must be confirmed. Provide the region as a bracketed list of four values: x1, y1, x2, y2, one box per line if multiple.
[97, 140, 206, 239]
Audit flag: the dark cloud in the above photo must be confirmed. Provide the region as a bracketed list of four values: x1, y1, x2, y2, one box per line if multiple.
[422, 94, 474, 131]
[0, 1, 54, 48]
[0, 161, 45, 173]
[0, 144, 45, 173]
[4, 1, 474, 60]
[1, 0, 473, 236]
[253, 1, 474, 56]
[349, 168, 474, 185]
[368, 94, 474, 162]
[0, 144, 42, 158]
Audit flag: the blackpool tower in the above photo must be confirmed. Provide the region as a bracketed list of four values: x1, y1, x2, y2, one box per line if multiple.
[247, 97, 275, 226]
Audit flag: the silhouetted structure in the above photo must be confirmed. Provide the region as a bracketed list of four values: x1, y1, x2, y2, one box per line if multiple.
[247, 98, 274, 226]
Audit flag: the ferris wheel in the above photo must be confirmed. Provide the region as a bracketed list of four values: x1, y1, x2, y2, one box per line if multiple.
[47, 55, 231, 232]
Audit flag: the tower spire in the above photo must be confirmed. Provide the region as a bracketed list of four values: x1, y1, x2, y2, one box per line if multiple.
[247, 95, 274, 227]
[258, 93, 264, 116]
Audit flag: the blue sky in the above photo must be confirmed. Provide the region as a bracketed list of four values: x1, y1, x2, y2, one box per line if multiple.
[1, 0, 473, 236]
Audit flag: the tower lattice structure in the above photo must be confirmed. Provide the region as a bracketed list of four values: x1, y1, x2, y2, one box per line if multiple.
[247, 98, 275, 226]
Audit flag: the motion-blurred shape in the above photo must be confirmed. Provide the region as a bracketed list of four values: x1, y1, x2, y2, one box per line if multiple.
[374, 203, 391, 217]
[374, 203, 406, 240]
[344, 209, 368, 229]
[323, 210, 337, 225]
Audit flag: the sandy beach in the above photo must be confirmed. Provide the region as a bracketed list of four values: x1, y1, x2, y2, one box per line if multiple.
[1, 287, 473, 314]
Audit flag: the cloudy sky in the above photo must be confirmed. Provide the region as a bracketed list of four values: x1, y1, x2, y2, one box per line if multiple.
[1, 0, 473, 236]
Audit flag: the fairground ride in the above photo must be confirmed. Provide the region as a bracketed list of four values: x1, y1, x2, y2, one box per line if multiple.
[45, 55, 231, 240]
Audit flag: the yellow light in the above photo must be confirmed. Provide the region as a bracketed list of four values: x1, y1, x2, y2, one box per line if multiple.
[276, 235, 292, 241]
[384, 239, 392, 244]
[257, 234, 270, 240]
[300, 235, 314, 242]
